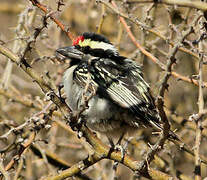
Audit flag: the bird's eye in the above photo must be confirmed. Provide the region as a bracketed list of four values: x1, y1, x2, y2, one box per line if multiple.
[81, 46, 90, 53]
[75, 45, 81, 49]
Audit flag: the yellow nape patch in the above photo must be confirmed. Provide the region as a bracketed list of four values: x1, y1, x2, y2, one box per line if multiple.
[78, 39, 118, 54]
[79, 39, 98, 48]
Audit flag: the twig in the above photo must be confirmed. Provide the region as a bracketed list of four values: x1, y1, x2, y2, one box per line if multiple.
[98, 0, 207, 88]
[0, 101, 57, 174]
[0, 42, 175, 180]
[140, 4, 155, 64]
[1, 7, 36, 89]
[13, 156, 24, 180]
[19, 15, 48, 64]
[0, 87, 63, 118]
[166, 109, 207, 140]
[98, 0, 205, 61]
[30, 145, 92, 180]
[110, 0, 193, 174]
[0, 157, 9, 180]
[97, 3, 106, 34]
[0, 44, 67, 115]
[28, 0, 74, 41]
[44, 126, 175, 180]
[0, 88, 39, 109]
[123, 0, 207, 11]
[1, 3, 206, 178]
[110, 1, 170, 174]
[194, 12, 205, 180]
[157, 24, 193, 117]
[0, 121, 29, 140]
[4, 132, 36, 172]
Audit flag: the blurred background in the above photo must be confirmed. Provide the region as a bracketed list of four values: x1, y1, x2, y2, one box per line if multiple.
[0, 0, 207, 179]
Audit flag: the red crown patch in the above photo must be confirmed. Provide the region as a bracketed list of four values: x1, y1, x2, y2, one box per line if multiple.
[72, 36, 84, 46]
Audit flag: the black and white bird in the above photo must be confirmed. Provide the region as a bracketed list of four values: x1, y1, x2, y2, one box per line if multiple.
[56, 32, 176, 140]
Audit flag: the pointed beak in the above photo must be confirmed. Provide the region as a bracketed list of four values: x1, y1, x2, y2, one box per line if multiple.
[56, 46, 84, 60]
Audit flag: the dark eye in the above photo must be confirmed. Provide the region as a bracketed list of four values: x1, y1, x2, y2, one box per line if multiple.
[81, 46, 90, 53]
[75, 45, 80, 49]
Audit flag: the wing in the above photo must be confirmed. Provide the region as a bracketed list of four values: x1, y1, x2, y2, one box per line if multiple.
[92, 57, 161, 127]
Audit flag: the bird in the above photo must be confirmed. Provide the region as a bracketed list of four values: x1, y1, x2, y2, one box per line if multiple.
[56, 32, 177, 141]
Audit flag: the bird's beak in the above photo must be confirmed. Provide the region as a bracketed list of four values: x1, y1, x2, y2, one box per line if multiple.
[56, 46, 84, 60]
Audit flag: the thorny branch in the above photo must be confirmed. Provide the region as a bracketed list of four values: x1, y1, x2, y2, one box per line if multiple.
[1, 7, 37, 89]
[194, 12, 205, 180]
[109, 0, 196, 175]
[28, 0, 74, 41]
[99, 0, 207, 88]
[19, 15, 48, 64]
[123, 0, 207, 11]
[0, 44, 178, 179]
[0, 0, 207, 179]
[0, 103, 56, 174]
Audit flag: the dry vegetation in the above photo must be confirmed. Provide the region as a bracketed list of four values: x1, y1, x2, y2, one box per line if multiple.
[0, 0, 207, 179]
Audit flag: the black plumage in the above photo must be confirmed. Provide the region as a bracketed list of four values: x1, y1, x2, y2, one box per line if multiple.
[56, 32, 169, 138]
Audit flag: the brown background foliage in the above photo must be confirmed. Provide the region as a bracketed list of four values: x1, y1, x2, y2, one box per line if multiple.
[0, 0, 207, 179]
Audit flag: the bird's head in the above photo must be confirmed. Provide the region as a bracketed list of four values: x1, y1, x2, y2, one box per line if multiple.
[56, 32, 119, 63]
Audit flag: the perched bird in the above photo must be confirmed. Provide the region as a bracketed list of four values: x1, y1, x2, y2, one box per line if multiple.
[56, 32, 175, 140]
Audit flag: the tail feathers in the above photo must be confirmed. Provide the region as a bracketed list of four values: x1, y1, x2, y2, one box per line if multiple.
[149, 119, 180, 141]
[168, 130, 180, 141]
